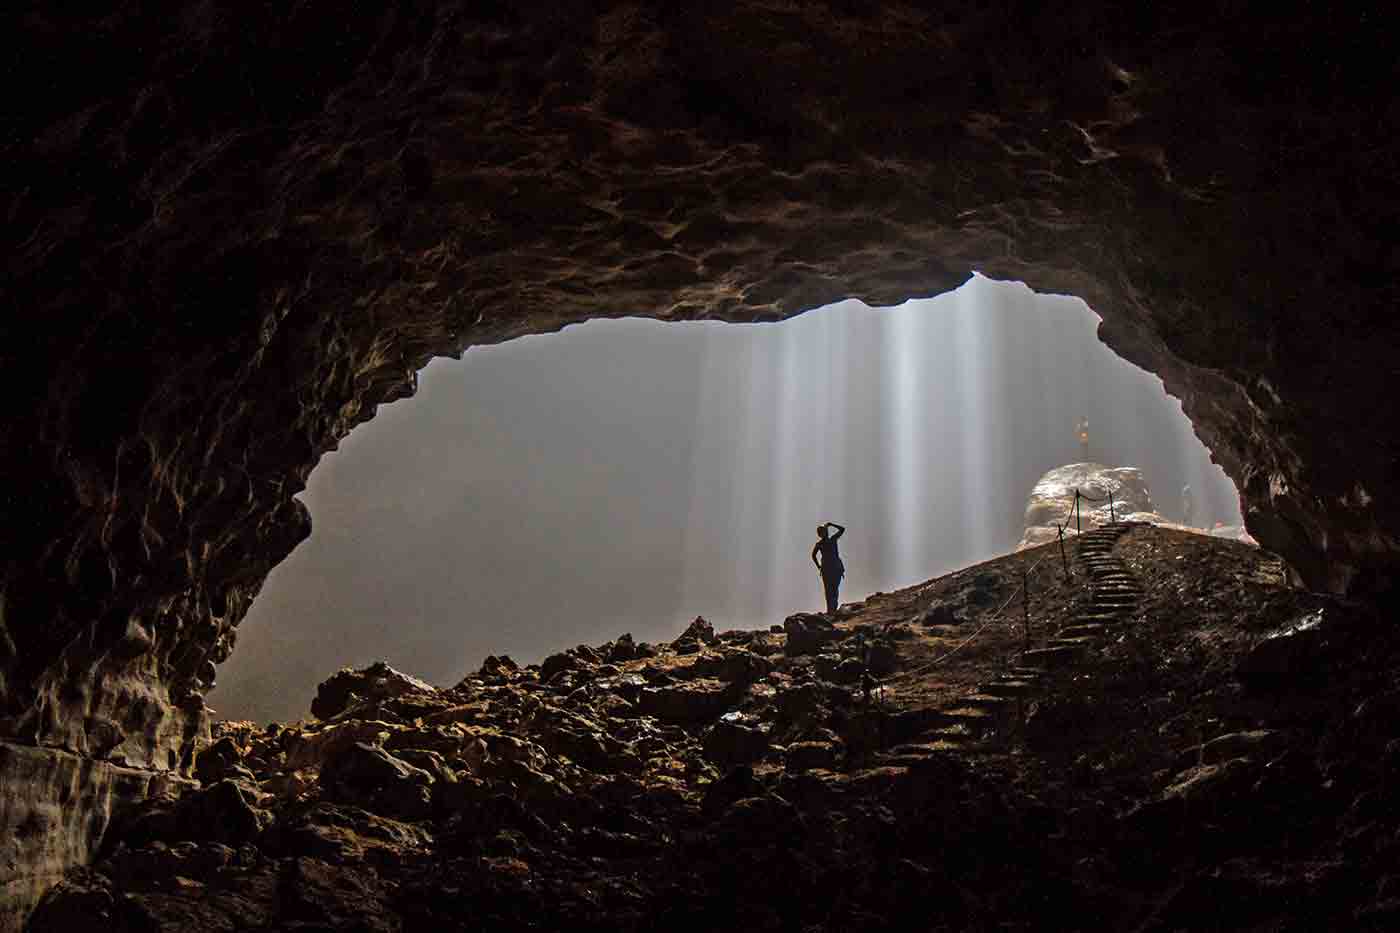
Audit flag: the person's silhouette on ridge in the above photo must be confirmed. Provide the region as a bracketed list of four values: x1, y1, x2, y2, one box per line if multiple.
[811, 522, 846, 616]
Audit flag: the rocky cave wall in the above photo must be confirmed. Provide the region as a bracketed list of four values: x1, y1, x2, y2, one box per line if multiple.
[2, 1, 1398, 924]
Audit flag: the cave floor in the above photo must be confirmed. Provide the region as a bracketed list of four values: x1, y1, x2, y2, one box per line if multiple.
[28, 526, 1400, 932]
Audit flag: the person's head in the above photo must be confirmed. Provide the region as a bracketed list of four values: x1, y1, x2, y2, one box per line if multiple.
[816, 524, 828, 539]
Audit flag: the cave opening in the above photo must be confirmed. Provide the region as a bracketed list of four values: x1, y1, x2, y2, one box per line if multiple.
[210, 275, 1240, 724]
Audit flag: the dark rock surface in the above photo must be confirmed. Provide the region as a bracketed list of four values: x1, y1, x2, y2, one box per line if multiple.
[3, 4, 1400, 923]
[24, 529, 1400, 930]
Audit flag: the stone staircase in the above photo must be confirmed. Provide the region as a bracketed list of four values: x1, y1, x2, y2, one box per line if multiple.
[890, 521, 1147, 757]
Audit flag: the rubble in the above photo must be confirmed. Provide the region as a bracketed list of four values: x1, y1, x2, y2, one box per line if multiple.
[31, 527, 1400, 930]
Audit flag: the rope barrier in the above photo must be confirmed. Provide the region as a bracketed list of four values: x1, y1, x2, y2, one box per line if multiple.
[880, 491, 1129, 684]
[893, 551, 1057, 678]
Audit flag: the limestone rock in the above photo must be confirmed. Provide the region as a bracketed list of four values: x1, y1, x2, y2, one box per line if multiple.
[311, 662, 437, 721]
[608, 634, 638, 663]
[6, 6, 1400, 919]
[1018, 463, 1165, 549]
[784, 741, 842, 773]
[638, 680, 736, 723]
[319, 742, 434, 822]
[703, 715, 773, 768]
[194, 736, 255, 786]
[783, 614, 839, 656]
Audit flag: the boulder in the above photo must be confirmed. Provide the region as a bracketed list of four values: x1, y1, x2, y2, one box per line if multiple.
[638, 680, 736, 723]
[784, 741, 842, 773]
[919, 604, 960, 627]
[311, 661, 437, 721]
[105, 841, 235, 888]
[783, 614, 839, 655]
[865, 642, 898, 677]
[776, 683, 827, 721]
[282, 721, 408, 772]
[675, 616, 718, 646]
[319, 742, 435, 821]
[479, 655, 519, 678]
[703, 715, 773, 768]
[194, 736, 255, 786]
[1017, 463, 1165, 550]
[539, 652, 576, 681]
[280, 857, 397, 933]
[701, 765, 763, 817]
[609, 633, 638, 663]
[121, 780, 269, 848]
[1235, 611, 1331, 691]
[713, 795, 803, 848]
[25, 868, 117, 933]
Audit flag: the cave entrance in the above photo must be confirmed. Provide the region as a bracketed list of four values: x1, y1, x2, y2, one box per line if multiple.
[211, 276, 1240, 723]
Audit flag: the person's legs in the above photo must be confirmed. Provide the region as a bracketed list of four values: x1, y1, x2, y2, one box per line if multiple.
[823, 573, 840, 614]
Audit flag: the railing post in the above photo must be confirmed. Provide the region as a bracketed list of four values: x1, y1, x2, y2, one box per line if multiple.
[1075, 489, 1082, 535]
[1109, 491, 1116, 523]
[1057, 525, 1070, 580]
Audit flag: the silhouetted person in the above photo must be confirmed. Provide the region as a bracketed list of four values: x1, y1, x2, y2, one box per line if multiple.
[811, 522, 846, 615]
[1076, 416, 1090, 461]
[1181, 484, 1195, 528]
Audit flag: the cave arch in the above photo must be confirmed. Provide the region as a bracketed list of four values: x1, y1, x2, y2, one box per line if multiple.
[3, 3, 1397, 923]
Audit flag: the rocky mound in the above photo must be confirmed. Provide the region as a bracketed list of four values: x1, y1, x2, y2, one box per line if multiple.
[28, 527, 1400, 930]
[1018, 463, 1167, 549]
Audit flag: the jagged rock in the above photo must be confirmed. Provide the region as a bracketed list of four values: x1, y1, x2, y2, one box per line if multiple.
[713, 795, 804, 848]
[262, 802, 434, 868]
[638, 680, 736, 723]
[783, 614, 839, 655]
[540, 652, 581, 682]
[919, 604, 960, 627]
[194, 736, 254, 786]
[675, 616, 718, 646]
[703, 715, 773, 769]
[702, 765, 763, 817]
[1162, 758, 1260, 810]
[319, 742, 434, 822]
[776, 683, 827, 722]
[690, 650, 769, 684]
[281, 857, 398, 933]
[104, 841, 235, 888]
[609, 634, 638, 663]
[25, 868, 117, 933]
[784, 740, 841, 773]
[121, 780, 269, 848]
[865, 642, 899, 677]
[603, 673, 648, 703]
[282, 721, 409, 772]
[441, 794, 552, 850]
[479, 655, 519, 678]
[311, 662, 437, 721]
[1177, 730, 1290, 770]
[1236, 612, 1332, 691]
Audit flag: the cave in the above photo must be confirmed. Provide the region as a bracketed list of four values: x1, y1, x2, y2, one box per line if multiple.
[3, 3, 1397, 926]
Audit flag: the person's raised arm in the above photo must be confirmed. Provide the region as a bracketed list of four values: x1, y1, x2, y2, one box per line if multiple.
[828, 522, 845, 540]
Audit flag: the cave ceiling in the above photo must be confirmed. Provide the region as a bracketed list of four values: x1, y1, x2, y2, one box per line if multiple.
[2, 1, 1398, 768]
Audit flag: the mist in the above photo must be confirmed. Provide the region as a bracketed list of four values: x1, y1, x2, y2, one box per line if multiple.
[210, 276, 1239, 723]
